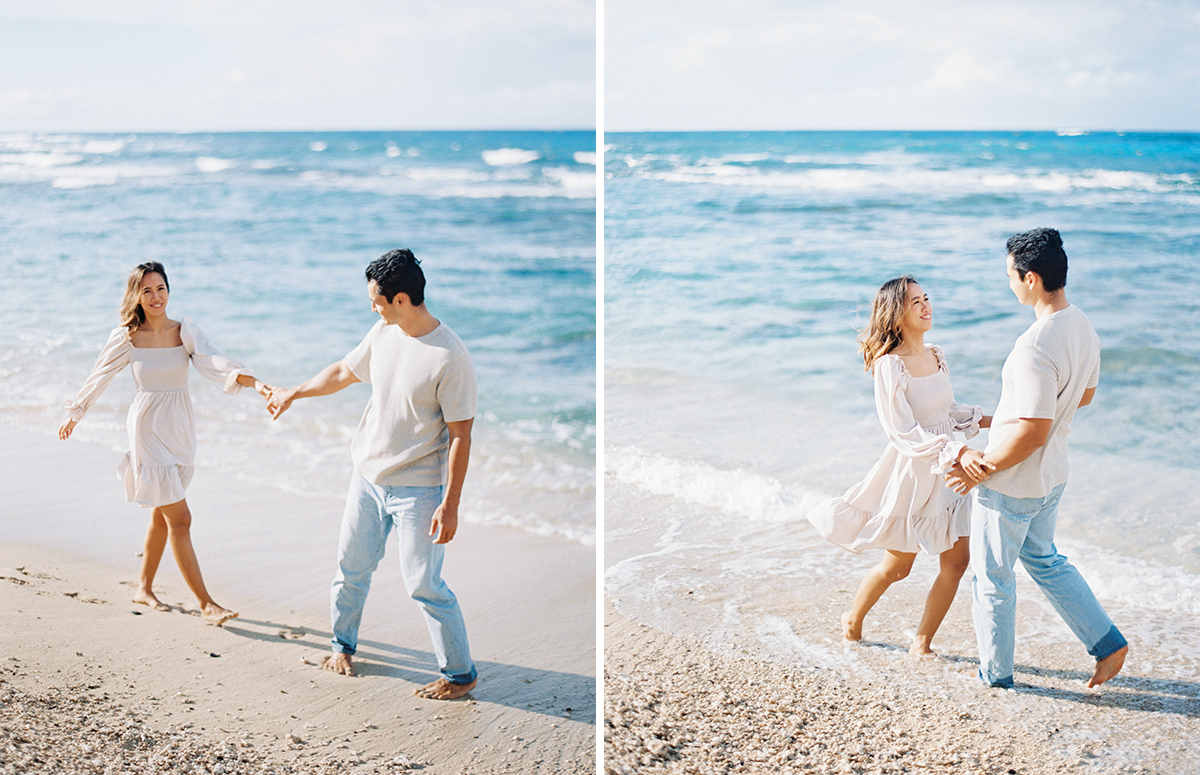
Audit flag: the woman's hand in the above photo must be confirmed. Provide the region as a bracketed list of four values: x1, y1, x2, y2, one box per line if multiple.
[58, 418, 77, 441]
[253, 380, 277, 400]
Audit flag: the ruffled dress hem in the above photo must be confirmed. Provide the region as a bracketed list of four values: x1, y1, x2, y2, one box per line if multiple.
[807, 493, 971, 556]
[118, 453, 195, 508]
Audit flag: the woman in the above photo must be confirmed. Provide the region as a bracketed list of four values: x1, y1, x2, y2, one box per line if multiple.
[807, 275, 994, 656]
[59, 261, 271, 625]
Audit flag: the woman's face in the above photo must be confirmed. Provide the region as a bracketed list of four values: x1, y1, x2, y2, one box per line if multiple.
[139, 272, 169, 318]
[899, 282, 932, 335]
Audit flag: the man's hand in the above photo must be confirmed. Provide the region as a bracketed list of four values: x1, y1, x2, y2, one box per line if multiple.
[945, 462, 983, 495]
[959, 448, 997, 481]
[429, 502, 459, 544]
[267, 387, 297, 420]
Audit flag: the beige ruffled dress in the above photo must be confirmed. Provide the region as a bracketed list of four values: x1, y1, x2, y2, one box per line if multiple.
[806, 345, 983, 556]
[65, 318, 248, 508]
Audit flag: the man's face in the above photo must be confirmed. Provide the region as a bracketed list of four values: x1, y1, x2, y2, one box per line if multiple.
[1006, 253, 1031, 306]
[368, 280, 403, 324]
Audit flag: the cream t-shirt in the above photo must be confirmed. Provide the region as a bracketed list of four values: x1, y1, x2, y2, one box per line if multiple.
[984, 304, 1100, 499]
[344, 319, 477, 487]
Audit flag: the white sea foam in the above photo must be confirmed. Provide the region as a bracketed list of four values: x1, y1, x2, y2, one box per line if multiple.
[607, 443, 822, 524]
[573, 151, 597, 166]
[308, 141, 327, 152]
[482, 147, 542, 166]
[195, 156, 236, 173]
[543, 166, 596, 194]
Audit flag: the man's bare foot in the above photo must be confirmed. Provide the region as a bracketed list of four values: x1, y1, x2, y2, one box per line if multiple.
[1087, 645, 1128, 688]
[201, 602, 238, 626]
[414, 677, 477, 700]
[842, 611, 863, 641]
[320, 653, 356, 676]
[132, 588, 171, 612]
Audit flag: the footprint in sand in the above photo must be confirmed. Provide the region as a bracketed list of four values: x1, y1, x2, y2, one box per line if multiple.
[278, 626, 307, 640]
[16, 566, 61, 581]
[63, 591, 109, 605]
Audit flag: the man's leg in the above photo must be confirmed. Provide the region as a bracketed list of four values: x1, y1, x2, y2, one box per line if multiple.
[388, 485, 477, 694]
[1018, 483, 1128, 685]
[328, 473, 392, 673]
[971, 486, 1035, 688]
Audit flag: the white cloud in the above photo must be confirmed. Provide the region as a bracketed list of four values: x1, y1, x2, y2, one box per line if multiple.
[606, 0, 1200, 130]
[0, 0, 595, 131]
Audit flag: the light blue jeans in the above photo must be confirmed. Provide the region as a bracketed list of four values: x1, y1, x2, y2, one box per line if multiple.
[331, 473, 477, 685]
[971, 483, 1126, 688]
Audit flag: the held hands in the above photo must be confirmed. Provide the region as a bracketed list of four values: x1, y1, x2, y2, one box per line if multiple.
[944, 449, 997, 495]
[265, 386, 297, 420]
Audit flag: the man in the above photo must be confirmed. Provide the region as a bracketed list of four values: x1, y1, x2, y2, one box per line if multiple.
[268, 249, 478, 700]
[947, 227, 1127, 690]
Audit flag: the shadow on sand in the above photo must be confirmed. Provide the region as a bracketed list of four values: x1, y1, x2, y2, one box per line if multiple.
[221, 616, 596, 724]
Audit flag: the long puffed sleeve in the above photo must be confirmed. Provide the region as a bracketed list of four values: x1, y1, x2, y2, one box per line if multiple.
[181, 318, 246, 394]
[64, 327, 132, 421]
[874, 355, 964, 473]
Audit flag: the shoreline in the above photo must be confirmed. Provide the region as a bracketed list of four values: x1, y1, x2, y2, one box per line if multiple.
[1, 422, 596, 774]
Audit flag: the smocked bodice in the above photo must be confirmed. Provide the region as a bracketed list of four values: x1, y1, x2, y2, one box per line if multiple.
[130, 346, 191, 392]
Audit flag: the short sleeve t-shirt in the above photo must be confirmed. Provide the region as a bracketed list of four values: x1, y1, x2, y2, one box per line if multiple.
[984, 304, 1100, 499]
[343, 319, 477, 487]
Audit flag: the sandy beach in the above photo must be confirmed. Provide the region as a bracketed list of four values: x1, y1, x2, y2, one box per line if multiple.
[1, 423, 595, 774]
[604, 595, 1200, 774]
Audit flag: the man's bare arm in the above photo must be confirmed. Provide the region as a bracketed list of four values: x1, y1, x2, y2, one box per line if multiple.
[430, 418, 473, 544]
[268, 360, 361, 420]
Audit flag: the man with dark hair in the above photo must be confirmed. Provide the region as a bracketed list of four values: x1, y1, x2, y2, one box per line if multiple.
[268, 249, 478, 700]
[947, 227, 1127, 689]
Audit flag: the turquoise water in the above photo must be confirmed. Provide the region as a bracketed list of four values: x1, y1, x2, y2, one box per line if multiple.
[1, 130, 596, 544]
[605, 132, 1200, 713]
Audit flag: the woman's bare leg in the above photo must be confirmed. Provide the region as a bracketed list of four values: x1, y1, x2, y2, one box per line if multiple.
[910, 536, 970, 656]
[133, 509, 172, 611]
[158, 499, 238, 625]
[843, 550, 916, 641]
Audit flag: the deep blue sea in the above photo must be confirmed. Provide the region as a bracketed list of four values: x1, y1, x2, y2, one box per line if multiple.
[0, 130, 596, 544]
[604, 131, 1200, 752]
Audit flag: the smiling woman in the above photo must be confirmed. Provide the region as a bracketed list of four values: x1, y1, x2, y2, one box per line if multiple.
[59, 260, 273, 626]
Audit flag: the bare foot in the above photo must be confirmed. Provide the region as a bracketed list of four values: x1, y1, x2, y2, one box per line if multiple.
[908, 639, 937, 658]
[131, 588, 171, 612]
[841, 611, 862, 641]
[414, 677, 477, 700]
[321, 653, 356, 676]
[1087, 645, 1128, 688]
[201, 602, 238, 626]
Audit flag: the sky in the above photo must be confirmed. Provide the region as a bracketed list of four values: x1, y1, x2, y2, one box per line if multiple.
[0, 0, 596, 132]
[606, 0, 1200, 132]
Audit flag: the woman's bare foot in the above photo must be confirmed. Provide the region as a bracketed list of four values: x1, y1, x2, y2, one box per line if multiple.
[132, 588, 171, 612]
[908, 638, 937, 658]
[320, 653, 356, 676]
[842, 611, 863, 641]
[200, 602, 238, 626]
[414, 677, 477, 700]
[1087, 645, 1128, 688]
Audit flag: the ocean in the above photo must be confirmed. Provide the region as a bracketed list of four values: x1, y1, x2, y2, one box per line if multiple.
[0, 130, 596, 545]
[604, 131, 1200, 757]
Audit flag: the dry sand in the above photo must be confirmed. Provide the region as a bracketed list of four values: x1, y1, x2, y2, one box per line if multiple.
[1, 424, 595, 774]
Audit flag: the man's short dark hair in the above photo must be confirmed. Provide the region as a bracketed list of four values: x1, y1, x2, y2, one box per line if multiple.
[1006, 227, 1068, 292]
[366, 249, 426, 306]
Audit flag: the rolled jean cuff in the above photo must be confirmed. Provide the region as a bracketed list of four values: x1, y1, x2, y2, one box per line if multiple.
[1089, 625, 1127, 661]
[446, 665, 478, 685]
[332, 639, 357, 656]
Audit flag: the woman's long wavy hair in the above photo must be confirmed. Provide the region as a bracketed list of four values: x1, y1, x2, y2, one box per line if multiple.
[119, 261, 170, 333]
[858, 274, 917, 373]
